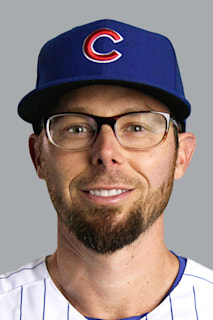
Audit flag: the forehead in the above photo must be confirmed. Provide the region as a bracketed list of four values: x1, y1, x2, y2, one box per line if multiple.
[55, 84, 170, 116]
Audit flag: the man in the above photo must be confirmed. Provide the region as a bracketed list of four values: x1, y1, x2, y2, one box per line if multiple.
[0, 19, 212, 319]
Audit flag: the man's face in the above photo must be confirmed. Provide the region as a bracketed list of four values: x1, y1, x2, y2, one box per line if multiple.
[35, 85, 178, 254]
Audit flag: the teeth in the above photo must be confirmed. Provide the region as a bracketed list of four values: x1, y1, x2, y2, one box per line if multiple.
[89, 189, 128, 197]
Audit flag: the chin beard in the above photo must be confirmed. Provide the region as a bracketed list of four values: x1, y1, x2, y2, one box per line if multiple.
[61, 203, 161, 255]
[62, 201, 145, 254]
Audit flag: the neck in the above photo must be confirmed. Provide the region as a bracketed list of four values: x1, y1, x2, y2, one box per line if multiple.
[47, 215, 179, 320]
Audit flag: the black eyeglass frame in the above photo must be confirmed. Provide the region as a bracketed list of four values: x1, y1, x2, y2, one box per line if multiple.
[44, 111, 179, 151]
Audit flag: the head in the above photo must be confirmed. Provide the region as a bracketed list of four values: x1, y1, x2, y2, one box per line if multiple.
[29, 84, 195, 254]
[18, 20, 196, 254]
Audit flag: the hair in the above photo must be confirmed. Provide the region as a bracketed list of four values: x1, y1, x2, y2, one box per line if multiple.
[32, 120, 44, 136]
[173, 122, 180, 152]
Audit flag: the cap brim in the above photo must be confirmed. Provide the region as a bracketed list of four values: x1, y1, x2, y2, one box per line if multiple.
[18, 78, 191, 124]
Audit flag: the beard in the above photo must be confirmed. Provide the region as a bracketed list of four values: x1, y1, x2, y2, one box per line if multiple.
[43, 161, 176, 255]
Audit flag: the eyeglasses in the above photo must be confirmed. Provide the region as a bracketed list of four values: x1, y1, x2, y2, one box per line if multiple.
[45, 111, 177, 151]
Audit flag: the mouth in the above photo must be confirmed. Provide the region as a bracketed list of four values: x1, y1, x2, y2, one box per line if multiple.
[88, 189, 129, 197]
[80, 187, 133, 205]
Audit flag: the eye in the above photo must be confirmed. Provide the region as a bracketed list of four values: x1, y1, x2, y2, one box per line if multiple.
[68, 125, 90, 133]
[123, 122, 150, 134]
[127, 124, 145, 132]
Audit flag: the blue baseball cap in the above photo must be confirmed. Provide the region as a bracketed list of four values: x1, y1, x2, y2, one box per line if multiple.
[18, 19, 191, 129]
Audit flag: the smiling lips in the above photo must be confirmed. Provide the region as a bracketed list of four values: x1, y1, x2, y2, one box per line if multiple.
[88, 189, 130, 197]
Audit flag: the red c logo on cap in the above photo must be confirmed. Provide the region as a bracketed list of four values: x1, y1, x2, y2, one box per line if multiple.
[83, 28, 123, 63]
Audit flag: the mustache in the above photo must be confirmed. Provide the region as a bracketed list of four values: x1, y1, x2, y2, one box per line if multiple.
[71, 168, 142, 189]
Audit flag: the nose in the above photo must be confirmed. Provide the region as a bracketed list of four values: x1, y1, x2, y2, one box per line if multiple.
[90, 125, 124, 168]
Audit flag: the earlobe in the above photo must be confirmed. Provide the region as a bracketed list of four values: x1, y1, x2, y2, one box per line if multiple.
[174, 132, 196, 180]
[29, 134, 45, 179]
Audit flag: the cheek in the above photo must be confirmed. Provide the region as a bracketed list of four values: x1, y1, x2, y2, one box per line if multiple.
[149, 152, 176, 186]
[42, 146, 89, 192]
[128, 144, 176, 189]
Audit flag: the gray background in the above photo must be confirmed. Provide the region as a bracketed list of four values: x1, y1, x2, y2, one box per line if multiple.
[0, 0, 212, 274]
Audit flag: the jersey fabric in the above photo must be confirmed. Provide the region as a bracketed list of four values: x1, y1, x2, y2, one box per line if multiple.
[0, 256, 213, 319]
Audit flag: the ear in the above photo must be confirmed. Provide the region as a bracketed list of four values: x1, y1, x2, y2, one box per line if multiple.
[29, 134, 45, 179]
[174, 132, 196, 180]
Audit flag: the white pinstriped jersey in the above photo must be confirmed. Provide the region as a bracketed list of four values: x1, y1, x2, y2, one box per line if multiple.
[0, 257, 213, 319]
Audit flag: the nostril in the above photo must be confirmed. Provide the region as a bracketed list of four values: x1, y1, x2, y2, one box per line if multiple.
[96, 158, 117, 165]
[97, 158, 103, 165]
[97, 158, 117, 165]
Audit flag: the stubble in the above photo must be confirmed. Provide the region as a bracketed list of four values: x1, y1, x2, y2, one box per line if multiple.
[42, 162, 176, 255]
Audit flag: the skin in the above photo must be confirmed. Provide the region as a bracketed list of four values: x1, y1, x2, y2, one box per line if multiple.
[29, 85, 196, 319]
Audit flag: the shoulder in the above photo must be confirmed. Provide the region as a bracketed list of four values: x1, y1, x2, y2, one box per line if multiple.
[0, 257, 48, 295]
[183, 259, 213, 285]
[177, 258, 213, 306]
